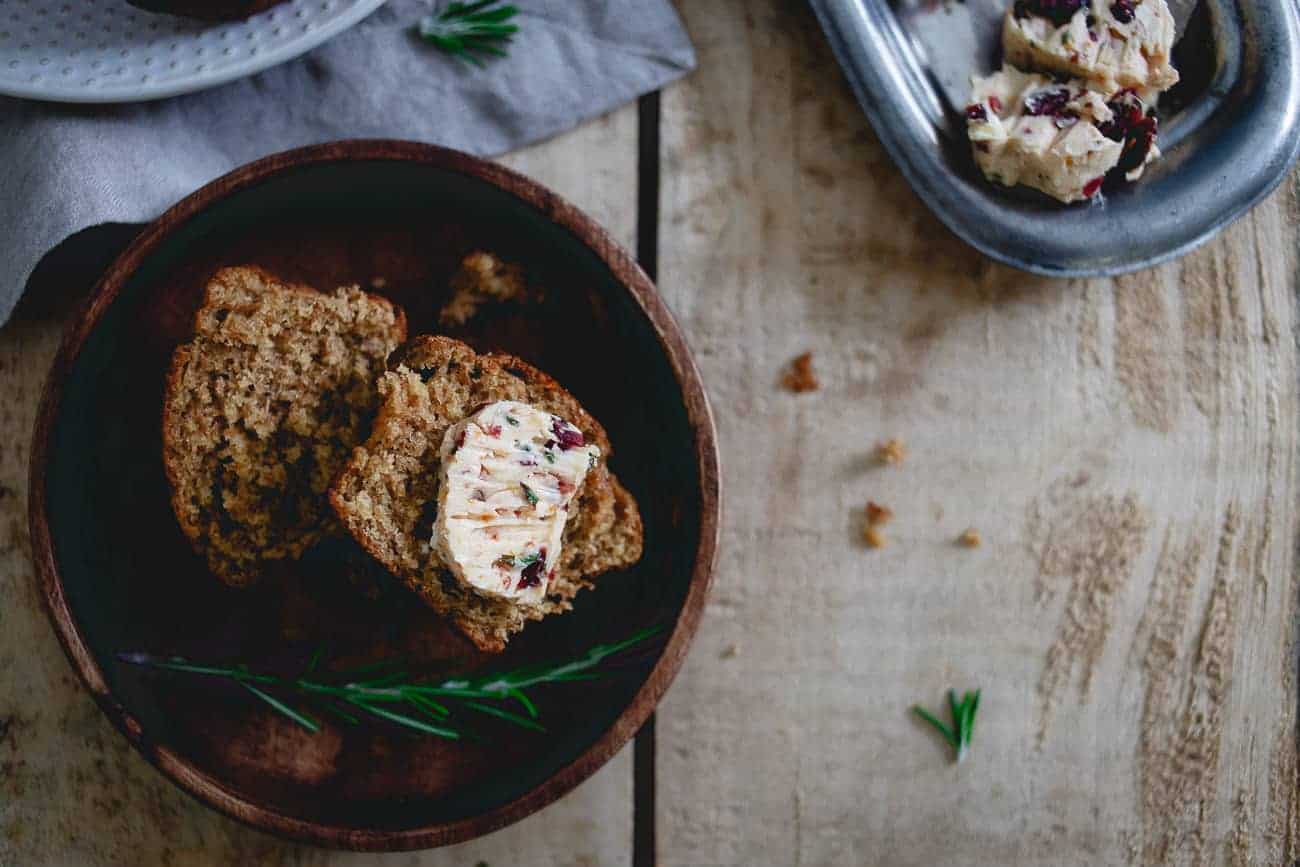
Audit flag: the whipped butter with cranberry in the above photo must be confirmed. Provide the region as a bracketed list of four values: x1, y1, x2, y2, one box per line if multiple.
[968, 0, 1176, 202]
[1003, 0, 1178, 95]
[967, 67, 1159, 202]
[433, 400, 598, 606]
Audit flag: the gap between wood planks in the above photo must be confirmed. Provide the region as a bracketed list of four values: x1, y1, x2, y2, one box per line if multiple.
[633, 89, 660, 867]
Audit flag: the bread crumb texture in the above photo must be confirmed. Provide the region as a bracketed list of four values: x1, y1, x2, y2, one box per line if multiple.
[161, 266, 407, 586]
[330, 335, 644, 652]
[438, 251, 538, 327]
[958, 528, 981, 548]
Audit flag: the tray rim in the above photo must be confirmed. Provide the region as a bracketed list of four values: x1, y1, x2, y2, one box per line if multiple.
[26, 139, 722, 851]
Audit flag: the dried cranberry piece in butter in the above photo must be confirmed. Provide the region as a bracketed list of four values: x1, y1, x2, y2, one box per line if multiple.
[551, 417, 586, 451]
[518, 551, 547, 589]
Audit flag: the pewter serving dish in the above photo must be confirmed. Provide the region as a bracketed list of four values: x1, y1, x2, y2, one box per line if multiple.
[809, 0, 1300, 275]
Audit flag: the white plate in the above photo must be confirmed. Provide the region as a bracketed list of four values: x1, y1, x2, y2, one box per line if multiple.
[0, 0, 387, 104]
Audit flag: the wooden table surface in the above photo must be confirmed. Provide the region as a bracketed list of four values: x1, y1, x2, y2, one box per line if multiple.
[3, 2, 1298, 865]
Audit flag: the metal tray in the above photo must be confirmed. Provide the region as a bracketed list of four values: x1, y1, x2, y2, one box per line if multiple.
[809, 0, 1300, 276]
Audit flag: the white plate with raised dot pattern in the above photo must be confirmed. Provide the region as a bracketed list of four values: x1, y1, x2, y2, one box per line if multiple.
[0, 0, 387, 104]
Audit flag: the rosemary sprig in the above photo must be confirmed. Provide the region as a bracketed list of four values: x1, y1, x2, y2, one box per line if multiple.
[118, 625, 662, 740]
[418, 1, 519, 66]
[913, 688, 981, 763]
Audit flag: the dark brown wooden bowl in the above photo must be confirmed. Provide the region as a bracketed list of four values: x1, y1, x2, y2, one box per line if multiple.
[125, 0, 289, 21]
[28, 140, 719, 850]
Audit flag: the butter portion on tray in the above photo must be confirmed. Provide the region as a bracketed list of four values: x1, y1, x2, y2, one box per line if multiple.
[1003, 0, 1178, 95]
[968, 0, 1177, 202]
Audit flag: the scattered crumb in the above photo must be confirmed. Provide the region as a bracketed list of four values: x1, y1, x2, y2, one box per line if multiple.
[863, 525, 887, 548]
[865, 501, 893, 526]
[439, 251, 537, 326]
[958, 528, 981, 548]
[781, 352, 819, 393]
[877, 438, 907, 465]
[720, 643, 740, 659]
[369, 276, 387, 289]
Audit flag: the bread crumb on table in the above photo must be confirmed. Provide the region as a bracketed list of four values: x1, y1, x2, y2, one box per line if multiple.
[865, 501, 893, 526]
[720, 643, 741, 659]
[958, 528, 981, 548]
[781, 352, 819, 392]
[862, 525, 887, 548]
[876, 437, 906, 465]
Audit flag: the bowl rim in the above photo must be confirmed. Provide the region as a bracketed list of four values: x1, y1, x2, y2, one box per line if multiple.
[26, 139, 722, 851]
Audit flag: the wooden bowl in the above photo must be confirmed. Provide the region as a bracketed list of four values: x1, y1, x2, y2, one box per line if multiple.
[125, 0, 289, 21]
[28, 141, 720, 850]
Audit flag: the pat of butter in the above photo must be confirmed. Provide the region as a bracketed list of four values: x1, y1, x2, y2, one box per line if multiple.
[967, 66, 1124, 203]
[433, 400, 599, 605]
[1003, 0, 1178, 96]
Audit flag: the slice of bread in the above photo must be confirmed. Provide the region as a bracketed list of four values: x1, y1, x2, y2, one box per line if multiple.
[162, 266, 408, 586]
[329, 335, 644, 652]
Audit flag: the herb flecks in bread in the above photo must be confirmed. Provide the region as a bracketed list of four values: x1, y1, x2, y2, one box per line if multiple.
[162, 266, 407, 586]
[329, 336, 644, 652]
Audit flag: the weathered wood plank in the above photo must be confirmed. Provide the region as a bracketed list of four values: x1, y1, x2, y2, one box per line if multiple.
[0, 104, 639, 866]
[656, 2, 1299, 864]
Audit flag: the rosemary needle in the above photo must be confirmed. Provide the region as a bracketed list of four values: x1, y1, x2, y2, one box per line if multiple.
[913, 688, 981, 763]
[418, 1, 520, 66]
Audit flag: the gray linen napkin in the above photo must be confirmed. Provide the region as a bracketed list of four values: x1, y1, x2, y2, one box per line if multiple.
[0, 0, 694, 326]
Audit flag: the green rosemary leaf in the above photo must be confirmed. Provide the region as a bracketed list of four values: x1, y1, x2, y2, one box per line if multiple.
[305, 647, 324, 674]
[962, 690, 981, 754]
[117, 655, 277, 684]
[407, 693, 452, 719]
[243, 683, 320, 733]
[353, 671, 411, 689]
[538, 672, 602, 683]
[351, 701, 462, 739]
[521, 483, 539, 506]
[509, 688, 538, 718]
[318, 701, 360, 726]
[912, 705, 958, 748]
[463, 700, 547, 732]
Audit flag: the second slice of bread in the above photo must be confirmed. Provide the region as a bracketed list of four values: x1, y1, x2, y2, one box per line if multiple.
[329, 336, 644, 652]
[162, 266, 407, 586]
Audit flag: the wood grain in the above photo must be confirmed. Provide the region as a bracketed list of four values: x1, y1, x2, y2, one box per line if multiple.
[1, 108, 649, 865]
[655, 1, 1300, 864]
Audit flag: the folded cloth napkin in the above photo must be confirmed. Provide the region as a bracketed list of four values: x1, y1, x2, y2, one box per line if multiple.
[0, 0, 694, 326]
